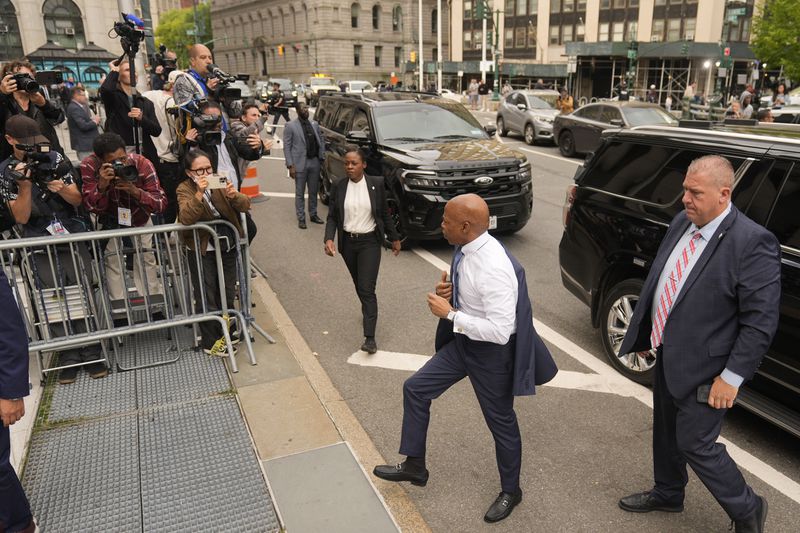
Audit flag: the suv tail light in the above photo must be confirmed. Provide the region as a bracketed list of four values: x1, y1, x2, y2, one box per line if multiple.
[562, 184, 577, 228]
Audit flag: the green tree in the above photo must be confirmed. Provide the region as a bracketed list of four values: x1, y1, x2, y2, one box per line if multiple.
[751, 0, 800, 81]
[154, 3, 212, 68]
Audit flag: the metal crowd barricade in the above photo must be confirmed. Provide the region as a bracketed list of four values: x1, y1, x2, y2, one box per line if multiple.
[0, 222, 258, 382]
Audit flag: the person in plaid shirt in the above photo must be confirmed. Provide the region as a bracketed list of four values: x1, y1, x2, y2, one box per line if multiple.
[81, 132, 166, 303]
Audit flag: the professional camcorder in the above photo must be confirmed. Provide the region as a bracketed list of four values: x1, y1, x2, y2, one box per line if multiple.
[153, 44, 177, 78]
[112, 13, 146, 44]
[192, 113, 223, 146]
[207, 64, 237, 85]
[8, 143, 70, 187]
[112, 161, 139, 182]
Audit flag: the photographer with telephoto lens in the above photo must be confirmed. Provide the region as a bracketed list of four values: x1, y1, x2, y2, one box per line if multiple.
[0, 115, 107, 384]
[0, 60, 65, 161]
[80, 132, 166, 305]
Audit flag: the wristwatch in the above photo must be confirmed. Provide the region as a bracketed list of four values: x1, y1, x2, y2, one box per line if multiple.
[446, 309, 457, 322]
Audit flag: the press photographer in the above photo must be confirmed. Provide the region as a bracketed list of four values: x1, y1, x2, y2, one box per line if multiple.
[0, 60, 65, 161]
[0, 115, 107, 384]
[229, 103, 273, 179]
[80, 132, 166, 302]
[150, 45, 177, 91]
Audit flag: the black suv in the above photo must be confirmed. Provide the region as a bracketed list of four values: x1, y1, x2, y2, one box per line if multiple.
[315, 92, 533, 245]
[559, 123, 800, 437]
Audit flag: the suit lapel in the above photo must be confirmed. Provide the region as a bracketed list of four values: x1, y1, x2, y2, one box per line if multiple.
[669, 208, 738, 314]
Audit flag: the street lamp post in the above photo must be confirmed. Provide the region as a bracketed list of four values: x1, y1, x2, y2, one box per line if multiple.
[492, 9, 502, 101]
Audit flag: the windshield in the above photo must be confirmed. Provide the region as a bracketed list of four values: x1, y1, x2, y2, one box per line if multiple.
[269, 80, 292, 90]
[310, 78, 335, 86]
[350, 82, 374, 91]
[374, 102, 486, 144]
[623, 107, 679, 127]
[525, 94, 557, 109]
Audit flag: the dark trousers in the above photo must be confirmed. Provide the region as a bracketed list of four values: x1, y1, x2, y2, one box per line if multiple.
[340, 233, 381, 338]
[154, 160, 181, 224]
[651, 353, 756, 520]
[1, 425, 32, 533]
[400, 334, 521, 493]
[270, 108, 290, 132]
[187, 249, 237, 348]
[294, 157, 320, 221]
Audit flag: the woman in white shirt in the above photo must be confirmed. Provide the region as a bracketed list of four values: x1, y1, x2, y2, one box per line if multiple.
[324, 146, 401, 353]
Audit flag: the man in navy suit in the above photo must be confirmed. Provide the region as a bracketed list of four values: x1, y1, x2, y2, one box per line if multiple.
[0, 271, 35, 533]
[617, 155, 781, 533]
[373, 194, 557, 523]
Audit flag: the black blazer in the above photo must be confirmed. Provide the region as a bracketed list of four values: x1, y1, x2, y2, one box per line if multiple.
[618, 207, 781, 399]
[324, 174, 400, 249]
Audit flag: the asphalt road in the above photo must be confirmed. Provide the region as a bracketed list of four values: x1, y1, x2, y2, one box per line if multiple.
[247, 109, 799, 532]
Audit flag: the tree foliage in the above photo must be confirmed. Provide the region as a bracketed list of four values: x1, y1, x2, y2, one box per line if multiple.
[751, 0, 800, 82]
[154, 3, 212, 68]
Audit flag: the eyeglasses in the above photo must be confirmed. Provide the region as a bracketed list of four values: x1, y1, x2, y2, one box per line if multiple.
[190, 166, 213, 175]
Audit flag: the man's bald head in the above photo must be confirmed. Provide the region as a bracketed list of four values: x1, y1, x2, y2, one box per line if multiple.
[188, 45, 213, 75]
[441, 194, 490, 245]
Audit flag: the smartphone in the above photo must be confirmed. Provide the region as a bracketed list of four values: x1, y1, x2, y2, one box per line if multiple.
[696, 384, 711, 404]
[206, 172, 229, 189]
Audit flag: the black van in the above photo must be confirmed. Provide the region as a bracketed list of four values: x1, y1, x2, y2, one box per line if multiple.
[559, 123, 800, 437]
[315, 93, 533, 245]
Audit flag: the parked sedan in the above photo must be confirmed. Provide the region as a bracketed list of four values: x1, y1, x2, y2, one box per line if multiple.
[496, 90, 560, 145]
[553, 101, 678, 157]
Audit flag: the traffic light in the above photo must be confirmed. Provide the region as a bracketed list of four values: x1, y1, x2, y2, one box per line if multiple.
[681, 42, 689, 56]
[724, 47, 731, 57]
[476, 0, 490, 20]
[410, 50, 417, 63]
[278, 44, 284, 56]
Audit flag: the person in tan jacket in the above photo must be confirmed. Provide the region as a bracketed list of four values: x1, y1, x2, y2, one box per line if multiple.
[177, 149, 250, 355]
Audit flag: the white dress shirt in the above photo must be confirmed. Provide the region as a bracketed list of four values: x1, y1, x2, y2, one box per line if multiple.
[343, 177, 376, 234]
[451, 232, 518, 345]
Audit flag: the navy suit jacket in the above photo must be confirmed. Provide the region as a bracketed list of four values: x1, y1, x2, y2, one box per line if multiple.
[435, 246, 558, 396]
[618, 207, 781, 399]
[0, 271, 29, 400]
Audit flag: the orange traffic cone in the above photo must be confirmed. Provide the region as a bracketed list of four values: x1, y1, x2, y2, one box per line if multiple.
[241, 165, 265, 202]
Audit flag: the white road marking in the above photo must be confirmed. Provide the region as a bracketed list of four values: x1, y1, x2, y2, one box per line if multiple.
[512, 145, 583, 167]
[348, 350, 430, 372]
[260, 192, 297, 199]
[402, 246, 800, 505]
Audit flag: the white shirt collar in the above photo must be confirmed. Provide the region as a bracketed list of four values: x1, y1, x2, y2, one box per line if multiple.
[691, 203, 732, 241]
[461, 231, 491, 255]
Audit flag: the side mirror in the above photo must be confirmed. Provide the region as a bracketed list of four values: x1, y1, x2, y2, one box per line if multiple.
[609, 118, 624, 127]
[516, 103, 527, 110]
[346, 130, 370, 144]
[483, 124, 498, 136]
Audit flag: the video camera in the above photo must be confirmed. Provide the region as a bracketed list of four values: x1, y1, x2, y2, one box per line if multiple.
[153, 44, 177, 78]
[207, 64, 237, 85]
[8, 143, 70, 187]
[112, 13, 146, 45]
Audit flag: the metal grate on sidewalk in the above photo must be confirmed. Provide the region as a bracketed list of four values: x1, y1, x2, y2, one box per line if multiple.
[22, 328, 281, 533]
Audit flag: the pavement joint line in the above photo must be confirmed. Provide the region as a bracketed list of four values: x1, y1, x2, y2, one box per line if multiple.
[250, 277, 432, 533]
[411, 246, 800, 506]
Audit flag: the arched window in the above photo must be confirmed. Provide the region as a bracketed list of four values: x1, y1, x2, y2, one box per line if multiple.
[0, 1, 24, 60]
[351, 3, 360, 29]
[431, 9, 437, 34]
[291, 6, 296, 34]
[43, 0, 86, 50]
[82, 66, 105, 84]
[302, 4, 309, 31]
[372, 5, 380, 30]
[267, 11, 274, 37]
[392, 5, 402, 32]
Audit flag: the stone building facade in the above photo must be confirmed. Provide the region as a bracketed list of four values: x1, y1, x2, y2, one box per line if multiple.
[210, 0, 449, 84]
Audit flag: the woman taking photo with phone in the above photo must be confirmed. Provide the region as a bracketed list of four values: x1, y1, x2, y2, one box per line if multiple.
[324, 146, 401, 354]
[177, 148, 250, 356]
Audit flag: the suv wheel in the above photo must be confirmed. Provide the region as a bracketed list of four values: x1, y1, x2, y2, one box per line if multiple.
[558, 130, 576, 157]
[496, 116, 509, 137]
[385, 187, 410, 249]
[599, 278, 656, 384]
[524, 123, 536, 145]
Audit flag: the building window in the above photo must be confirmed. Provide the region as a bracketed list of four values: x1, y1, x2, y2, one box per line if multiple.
[613, 0, 625, 8]
[372, 5, 380, 30]
[654, 0, 666, 5]
[576, 22, 585, 41]
[0, 0, 24, 59]
[392, 5, 402, 31]
[351, 3, 360, 28]
[516, 26, 526, 47]
[627, 21, 638, 41]
[464, 30, 473, 49]
[431, 8, 437, 33]
[741, 18, 751, 41]
[529, 0, 538, 15]
[375, 45, 382, 66]
[599, 22, 609, 41]
[549, 25, 559, 45]
[684, 18, 695, 40]
[465, 0, 473, 17]
[667, 18, 680, 41]
[42, 0, 86, 50]
[600, 0, 609, 9]
[577, 0, 586, 10]
[516, 0, 526, 16]
[651, 19, 664, 41]
[563, 0, 574, 13]
[612, 22, 624, 41]
[505, 28, 514, 48]
[563, 24, 575, 42]
[629, 0, 638, 6]
[333, 7, 340, 21]
[354, 44, 362, 65]
[505, 0, 514, 15]
[394, 46, 401, 67]
[550, 0, 560, 13]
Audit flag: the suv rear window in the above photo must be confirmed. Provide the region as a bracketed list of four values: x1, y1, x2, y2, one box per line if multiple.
[583, 142, 744, 205]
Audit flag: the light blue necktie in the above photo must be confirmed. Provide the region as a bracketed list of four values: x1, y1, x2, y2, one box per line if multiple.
[451, 246, 464, 308]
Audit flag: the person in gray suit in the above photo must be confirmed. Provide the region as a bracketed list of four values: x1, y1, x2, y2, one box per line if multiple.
[617, 155, 780, 533]
[284, 102, 325, 229]
[66, 87, 100, 161]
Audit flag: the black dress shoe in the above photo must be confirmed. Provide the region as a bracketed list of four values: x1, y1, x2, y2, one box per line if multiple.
[484, 489, 522, 523]
[618, 491, 684, 513]
[361, 337, 377, 354]
[298, 219, 307, 229]
[733, 495, 767, 533]
[309, 215, 324, 224]
[373, 462, 429, 486]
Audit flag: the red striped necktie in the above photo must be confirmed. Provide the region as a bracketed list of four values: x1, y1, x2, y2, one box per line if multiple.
[651, 231, 702, 349]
